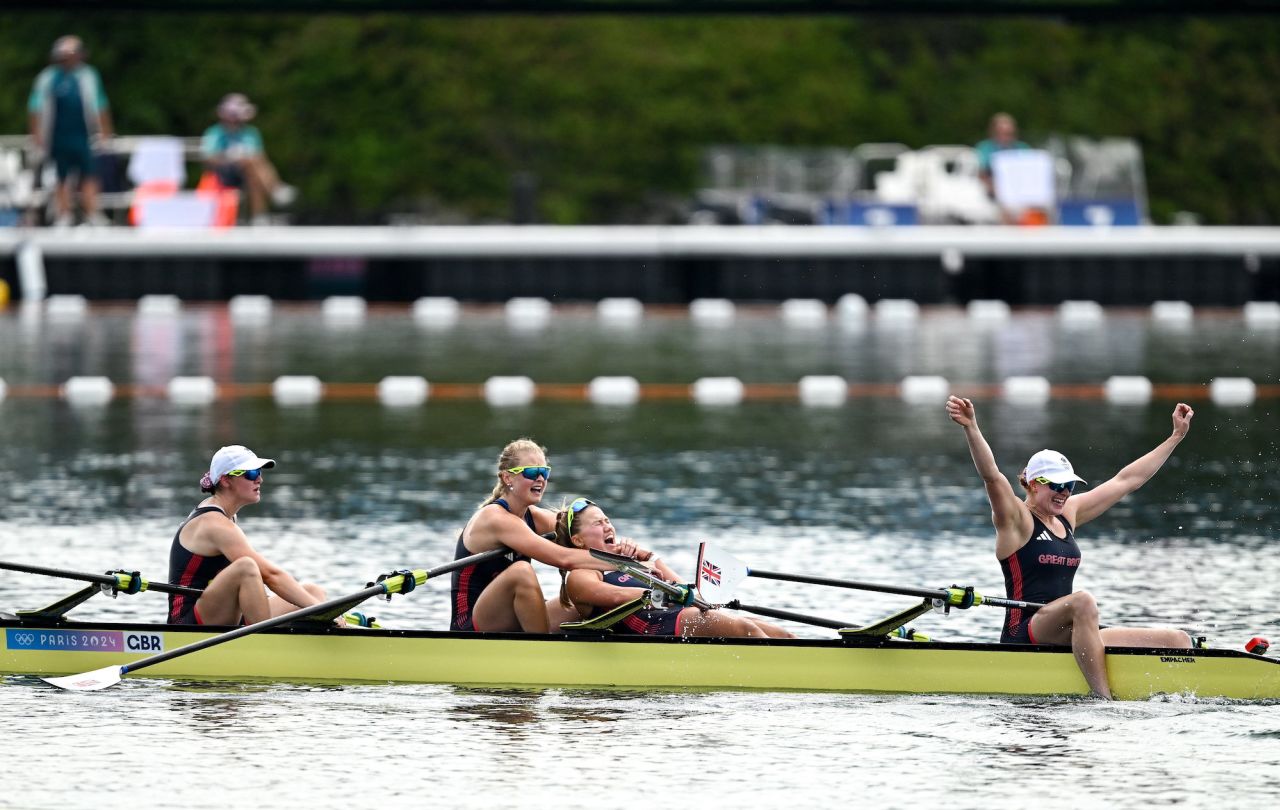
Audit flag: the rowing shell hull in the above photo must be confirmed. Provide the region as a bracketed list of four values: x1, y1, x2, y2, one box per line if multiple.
[4, 619, 1278, 700]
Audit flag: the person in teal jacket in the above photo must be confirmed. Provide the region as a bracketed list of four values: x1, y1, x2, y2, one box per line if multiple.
[975, 112, 1031, 222]
[27, 35, 114, 227]
[201, 93, 295, 225]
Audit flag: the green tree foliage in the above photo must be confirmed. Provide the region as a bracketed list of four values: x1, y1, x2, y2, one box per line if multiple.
[2, 13, 1276, 223]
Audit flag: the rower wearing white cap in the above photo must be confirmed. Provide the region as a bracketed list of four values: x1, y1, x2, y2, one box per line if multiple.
[167, 445, 331, 626]
[946, 396, 1196, 699]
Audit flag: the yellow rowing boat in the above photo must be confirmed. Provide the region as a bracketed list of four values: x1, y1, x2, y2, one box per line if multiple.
[4, 617, 1277, 700]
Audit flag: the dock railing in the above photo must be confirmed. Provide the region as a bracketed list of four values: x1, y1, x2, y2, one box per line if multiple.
[0, 135, 204, 226]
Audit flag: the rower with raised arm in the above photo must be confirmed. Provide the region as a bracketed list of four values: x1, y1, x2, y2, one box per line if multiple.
[168, 445, 332, 626]
[945, 395, 1195, 699]
[552, 497, 794, 638]
[449, 438, 637, 633]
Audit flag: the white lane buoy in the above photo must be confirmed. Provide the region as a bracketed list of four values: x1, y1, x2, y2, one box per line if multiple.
[1151, 301, 1193, 328]
[1002, 376, 1051, 406]
[798, 375, 848, 407]
[875, 299, 920, 327]
[45, 294, 88, 320]
[229, 295, 273, 324]
[0, 377, 7, 403]
[1104, 375, 1152, 405]
[484, 375, 536, 407]
[272, 375, 324, 406]
[597, 298, 644, 328]
[1058, 300, 1105, 328]
[900, 375, 949, 405]
[137, 294, 181, 317]
[1209, 377, 1256, 407]
[941, 248, 965, 275]
[1244, 301, 1280, 329]
[413, 297, 459, 330]
[588, 376, 641, 406]
[62, 376, 115, 407]
[690, 298, 735, 328]
[836, 293, 868, 328]
[167, 376, 217, 406]
[322, 296, 367, 325]
[779, 299, 828, 329]
[968, 300, 1011, 326]
[692, 377, 744, 406]
[505, 297, 551, 331]
[377, 376, 430, 408]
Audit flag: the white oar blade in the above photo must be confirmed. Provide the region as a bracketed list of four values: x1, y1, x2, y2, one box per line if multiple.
[696, 542, 750, 603]
[42, 665, 124, 691]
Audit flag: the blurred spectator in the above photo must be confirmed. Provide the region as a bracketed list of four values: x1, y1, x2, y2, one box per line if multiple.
[27, 35, 113, 227]
[200, 93, 295, 225]
[975, 112, 1029, 222]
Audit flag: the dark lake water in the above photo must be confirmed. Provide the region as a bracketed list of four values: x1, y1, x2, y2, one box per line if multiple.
[2, 301, 1278, 808]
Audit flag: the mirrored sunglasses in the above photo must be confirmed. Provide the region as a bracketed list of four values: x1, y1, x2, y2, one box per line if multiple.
[506, 465, 551, 481]
[1034, 476, 1074, 494]
[565, 497, 595, 534]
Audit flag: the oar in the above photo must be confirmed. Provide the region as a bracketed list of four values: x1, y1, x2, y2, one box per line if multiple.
[696, 542, 1046, 613]
[0, 559, 197, 598]
[41, 548, 507, 692]
[588, 548, 858, 631]
[0, 559, 379, 627]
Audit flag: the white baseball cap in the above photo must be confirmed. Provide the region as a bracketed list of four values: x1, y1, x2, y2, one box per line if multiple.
[209, 445, 275, 484]
[217, 93, 257, 123]
[1024, 449, 1086, 485]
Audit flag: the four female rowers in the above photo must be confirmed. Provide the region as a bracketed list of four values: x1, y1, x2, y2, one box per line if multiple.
[946, 395, 1195, 699]
[178, 410, 1200, 680]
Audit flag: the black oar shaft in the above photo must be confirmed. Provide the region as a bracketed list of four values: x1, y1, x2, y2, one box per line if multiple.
[726, 601, 854, 631]
[0, 559, 200, 596]
[749, 568, 940, 600]
[747, 568, 1045, 611]
[120, 548, 505, 677]
[589, 549, 855, 631]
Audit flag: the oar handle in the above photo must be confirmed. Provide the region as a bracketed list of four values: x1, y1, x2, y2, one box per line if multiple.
[588, 549, 709, 608]
[120, 548, 507, 677]
[747, 568, 1045, 612]
[978, 595, 1046, 610]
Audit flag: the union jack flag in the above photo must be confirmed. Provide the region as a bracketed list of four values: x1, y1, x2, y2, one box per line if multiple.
[700, 560, 722, 587]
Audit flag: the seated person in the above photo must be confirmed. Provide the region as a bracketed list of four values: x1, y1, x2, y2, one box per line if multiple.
[975, 112, 1030, 222]
[168, 444, 334, 626]
[449, 439, 635, 634]
[553, 497, 793, 638]
[201, 93, 295, 224]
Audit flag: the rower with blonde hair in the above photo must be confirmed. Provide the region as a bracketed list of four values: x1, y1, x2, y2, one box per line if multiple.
[449, 438, 632, 633]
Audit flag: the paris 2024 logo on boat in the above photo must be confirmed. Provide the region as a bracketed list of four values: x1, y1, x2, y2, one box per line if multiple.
[5, 628, 163, 652]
